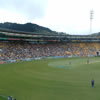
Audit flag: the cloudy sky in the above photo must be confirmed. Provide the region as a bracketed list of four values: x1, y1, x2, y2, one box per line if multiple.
[0, 0, 100, 35]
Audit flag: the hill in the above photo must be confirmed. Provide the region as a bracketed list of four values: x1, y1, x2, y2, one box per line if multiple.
[0, 22, 66, 35]
[91, 32, 100, 36]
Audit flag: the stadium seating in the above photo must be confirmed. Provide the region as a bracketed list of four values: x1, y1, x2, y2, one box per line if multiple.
[0, 42, 100, 61]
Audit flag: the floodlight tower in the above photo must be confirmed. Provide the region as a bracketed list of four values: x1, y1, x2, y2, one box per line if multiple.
[90, 10, 94, 34]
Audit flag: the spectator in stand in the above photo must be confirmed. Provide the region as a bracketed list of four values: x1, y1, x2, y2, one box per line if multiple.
[0, 42, 99, 61]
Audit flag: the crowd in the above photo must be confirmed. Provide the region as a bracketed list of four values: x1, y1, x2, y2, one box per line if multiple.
[0, 41, 100, 61]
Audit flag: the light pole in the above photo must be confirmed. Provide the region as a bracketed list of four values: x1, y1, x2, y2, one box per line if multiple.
[90, 10, 94, 34]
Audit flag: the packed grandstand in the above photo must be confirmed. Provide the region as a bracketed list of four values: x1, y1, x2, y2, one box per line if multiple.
[0, 28, 100, 64]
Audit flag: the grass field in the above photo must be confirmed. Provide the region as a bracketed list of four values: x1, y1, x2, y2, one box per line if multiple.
[0, 97, 7, 100]
[0, 57, 100, 100]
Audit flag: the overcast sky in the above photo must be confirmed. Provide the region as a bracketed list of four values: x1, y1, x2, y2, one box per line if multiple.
[0, 0, 100, 35]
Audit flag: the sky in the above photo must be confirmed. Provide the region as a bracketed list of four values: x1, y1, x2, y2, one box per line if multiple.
[0, 0, 100, 35]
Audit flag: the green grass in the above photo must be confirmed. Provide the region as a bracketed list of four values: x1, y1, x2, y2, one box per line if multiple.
[0, 96, 7, 100]
[0, 57, 100, 100]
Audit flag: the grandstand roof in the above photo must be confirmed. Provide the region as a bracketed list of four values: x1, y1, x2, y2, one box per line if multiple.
[0, 28, 100, 43]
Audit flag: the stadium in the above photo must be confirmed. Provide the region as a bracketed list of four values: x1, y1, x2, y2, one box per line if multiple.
[0, 28, 100, 100]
